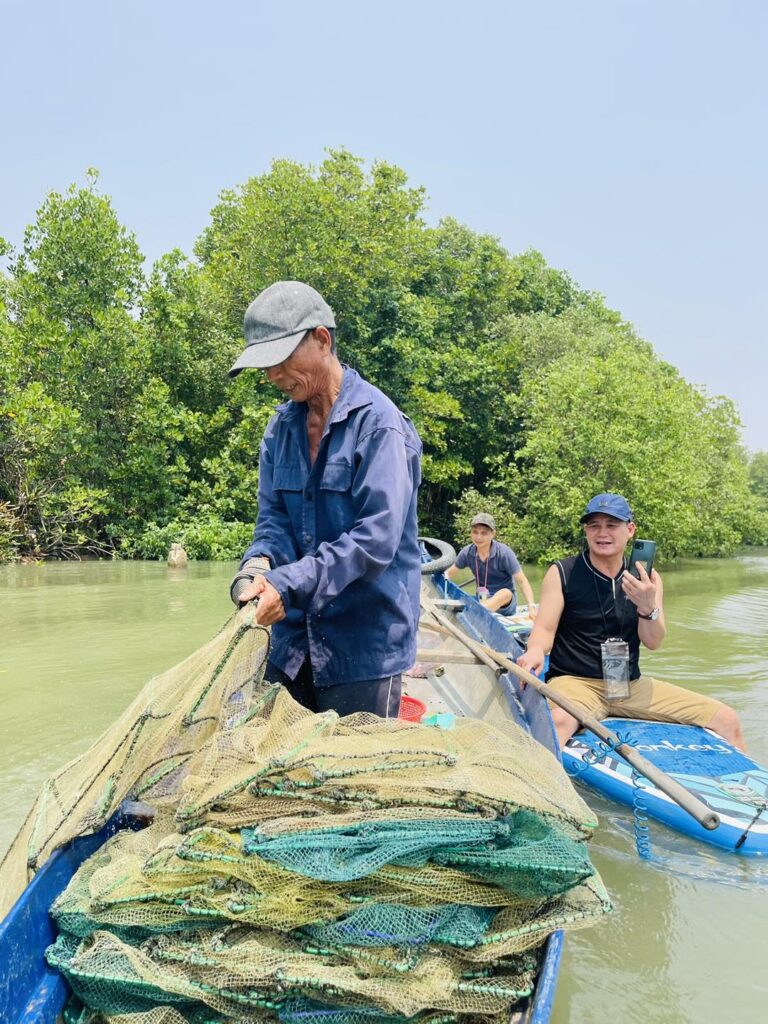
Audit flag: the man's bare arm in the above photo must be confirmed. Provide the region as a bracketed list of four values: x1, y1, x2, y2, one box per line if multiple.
[516, 565, 565, 677]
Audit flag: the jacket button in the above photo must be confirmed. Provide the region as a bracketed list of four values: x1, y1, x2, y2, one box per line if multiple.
[304, 534, 312, 544]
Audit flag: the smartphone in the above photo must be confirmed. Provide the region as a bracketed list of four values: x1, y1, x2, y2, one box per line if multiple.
[628, 539, 657, 579]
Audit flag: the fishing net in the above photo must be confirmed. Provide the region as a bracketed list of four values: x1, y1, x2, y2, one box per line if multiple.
[1, 597, 611, 1023]
[240, 811, 594, 897]
[50, 818, 609, 960]
[173, 687, 595, 836]
[48, 915, 544, 1018]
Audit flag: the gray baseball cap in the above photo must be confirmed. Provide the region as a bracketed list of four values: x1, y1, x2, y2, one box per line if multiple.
[470, 513, 496, 531]
[229, 281, 337, 375]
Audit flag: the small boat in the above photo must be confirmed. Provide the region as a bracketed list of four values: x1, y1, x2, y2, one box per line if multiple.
[1, 557, 596, 1024]
[0, 803, 152, 1024]
[563, 720, 768, 855]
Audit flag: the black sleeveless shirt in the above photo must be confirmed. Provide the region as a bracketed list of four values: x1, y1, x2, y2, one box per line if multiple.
[547, 552, 641, 681]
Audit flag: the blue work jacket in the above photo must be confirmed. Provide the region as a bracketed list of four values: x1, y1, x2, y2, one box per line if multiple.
[240, 366, 423, 688]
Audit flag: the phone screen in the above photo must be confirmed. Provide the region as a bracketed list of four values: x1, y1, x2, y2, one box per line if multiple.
[629, 539, 657, 579]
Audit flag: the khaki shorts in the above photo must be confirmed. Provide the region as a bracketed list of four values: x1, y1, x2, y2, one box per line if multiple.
[545, 673, 724, 728]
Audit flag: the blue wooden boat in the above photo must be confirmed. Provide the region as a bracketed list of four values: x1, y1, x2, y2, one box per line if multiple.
[0, 571, 569, 1024]
[0, 803, 152, 1024]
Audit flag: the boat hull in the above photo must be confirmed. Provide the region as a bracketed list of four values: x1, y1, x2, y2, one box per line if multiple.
[0, 805, 151, 1024]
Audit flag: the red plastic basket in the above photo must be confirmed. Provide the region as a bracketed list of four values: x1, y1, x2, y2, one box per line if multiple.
[398, 695, 427, 722]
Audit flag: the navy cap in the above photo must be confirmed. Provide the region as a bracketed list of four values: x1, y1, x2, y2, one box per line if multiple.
[580, 493, 633, 523]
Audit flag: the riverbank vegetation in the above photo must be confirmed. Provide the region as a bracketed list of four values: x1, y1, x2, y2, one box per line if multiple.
[2, 154, 767, 563]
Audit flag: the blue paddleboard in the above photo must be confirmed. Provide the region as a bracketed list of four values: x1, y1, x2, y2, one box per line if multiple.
[563, 719, 768, 855]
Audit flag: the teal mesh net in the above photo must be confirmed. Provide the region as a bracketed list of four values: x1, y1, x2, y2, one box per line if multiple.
[241, 820, 508, 880]
[242, 810, 594, 899]
[301, 904, 496, 950]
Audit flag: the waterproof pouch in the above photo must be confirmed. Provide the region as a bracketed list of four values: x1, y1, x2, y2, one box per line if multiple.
[600, 638, 630, 700]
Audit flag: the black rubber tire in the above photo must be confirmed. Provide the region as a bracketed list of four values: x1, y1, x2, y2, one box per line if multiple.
[419, 537, 456, 575]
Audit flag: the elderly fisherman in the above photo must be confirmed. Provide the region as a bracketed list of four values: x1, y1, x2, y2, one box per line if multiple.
[230, 281, 422, 717]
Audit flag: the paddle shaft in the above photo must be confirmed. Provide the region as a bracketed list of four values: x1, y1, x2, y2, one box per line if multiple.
[423, 598, 721, 832]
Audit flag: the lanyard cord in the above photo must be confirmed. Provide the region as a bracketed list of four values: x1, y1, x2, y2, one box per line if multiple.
[474, 547, 491, 591]
[582, 551, 629, 638]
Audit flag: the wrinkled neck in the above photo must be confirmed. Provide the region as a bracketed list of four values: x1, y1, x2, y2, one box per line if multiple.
[306, 361, 344, 423]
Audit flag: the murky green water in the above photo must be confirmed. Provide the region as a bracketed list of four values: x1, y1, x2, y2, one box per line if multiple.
[1, 555, 766, 1022]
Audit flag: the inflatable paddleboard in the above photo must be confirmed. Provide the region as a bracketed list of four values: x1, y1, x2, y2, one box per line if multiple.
[563, 719, 768, 855]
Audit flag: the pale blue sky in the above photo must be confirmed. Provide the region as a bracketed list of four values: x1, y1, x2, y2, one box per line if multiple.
[2, 0, 766, 448]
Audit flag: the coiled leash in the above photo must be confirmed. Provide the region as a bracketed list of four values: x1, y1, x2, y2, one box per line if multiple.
[566, 733, 654, 859]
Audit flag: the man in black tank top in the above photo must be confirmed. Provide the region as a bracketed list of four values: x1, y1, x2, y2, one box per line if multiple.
[517, 493, 745, 751]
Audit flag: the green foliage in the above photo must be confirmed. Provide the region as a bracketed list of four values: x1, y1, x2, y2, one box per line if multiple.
[744, 450, 768, 545]
[1, 174, 182, 556]
[9, 170, 143, 329]
[0, 501, 23, 561]
[127, 514, 253, 561]
[456, 337, 756, 562]
[142, 250, 236, 415]
[0, 380, 109, 556]
[1, 154, 761, 563]
[748, 451, 768, 503]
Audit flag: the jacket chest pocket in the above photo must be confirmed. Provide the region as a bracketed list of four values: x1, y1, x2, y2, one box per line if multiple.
[319, 458, 353, 493]
[273, 465, 305, 492]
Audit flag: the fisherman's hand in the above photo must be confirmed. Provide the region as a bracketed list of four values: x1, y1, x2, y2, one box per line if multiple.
[528, 603, 539, 621]
[621, 563, 658, 617]
[516, 645, 546, 685]
[251, 578, 286, 626]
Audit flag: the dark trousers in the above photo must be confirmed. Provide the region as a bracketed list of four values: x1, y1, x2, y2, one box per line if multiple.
[265, 659, 401, 717]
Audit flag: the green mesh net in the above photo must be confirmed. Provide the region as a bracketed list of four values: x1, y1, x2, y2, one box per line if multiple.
[0, 605, 270, 920]
[45, 693, 611, 1021]
[301, 904, 497, 950]
[47, 923, 544, 1019]
[241, 810, 595, 898]
[50, 820, 610, 961]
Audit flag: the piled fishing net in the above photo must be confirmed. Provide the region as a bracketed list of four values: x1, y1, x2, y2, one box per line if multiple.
[1, 599, 611, 1023]
[50, 819, 609, 959]
[173, 686, 595, 836]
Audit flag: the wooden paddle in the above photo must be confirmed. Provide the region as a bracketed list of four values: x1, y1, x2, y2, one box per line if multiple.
[421, 596, 721, 832]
